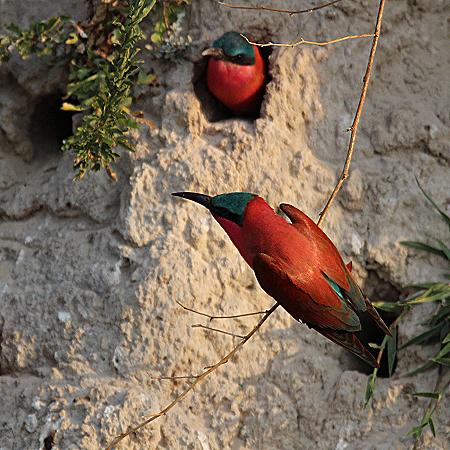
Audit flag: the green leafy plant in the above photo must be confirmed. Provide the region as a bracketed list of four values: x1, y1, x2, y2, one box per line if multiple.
[0, 16, 73, 61]
[364, 179, 450, 442]
[62, 0, 158, 178]
[0, 0, 192, 179]
[146, 0, 192, 59]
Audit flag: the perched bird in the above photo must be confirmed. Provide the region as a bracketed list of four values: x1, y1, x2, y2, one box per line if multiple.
[202, 31, 266, 116]
[173, 192, 391, 368]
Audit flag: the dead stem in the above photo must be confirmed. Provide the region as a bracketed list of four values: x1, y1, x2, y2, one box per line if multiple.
[176, 300, 267, 321]
[151, 375, 200, 380]
[192, 323, 246, 339]
[105, 303, 279, 450]
[217, 0, 343, 15]
[242, 33, 373, 48]
[317, 0, 386, 226]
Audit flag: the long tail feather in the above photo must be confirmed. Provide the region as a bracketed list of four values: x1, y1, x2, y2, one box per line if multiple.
[345, 268, 392, 337]
[315, 327, 379, 368]
[364, 297, 392, 336]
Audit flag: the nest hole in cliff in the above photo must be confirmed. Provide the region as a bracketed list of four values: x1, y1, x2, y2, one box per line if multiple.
[193, 40, 272, 122]
[43, 430, 56, 450]
[340, 270, 402, 377]
[29, 93, 74, 161]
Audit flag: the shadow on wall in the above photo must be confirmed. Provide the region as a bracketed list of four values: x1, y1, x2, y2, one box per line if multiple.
[29, 93, 74, 162]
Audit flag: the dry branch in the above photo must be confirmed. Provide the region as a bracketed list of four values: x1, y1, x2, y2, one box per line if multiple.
[242, 33, 373, 48]
[176, 300, 267, 320]
[107, 1, 387, 447]
[105, 303, 279, 449]
[192, 323, 246, 339]
[151, 374, 199, 380]
[317, 0, 386, 226]
[217, 0, 343, 15]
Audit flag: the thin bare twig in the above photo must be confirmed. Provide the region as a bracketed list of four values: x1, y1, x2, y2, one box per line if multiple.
[151, 374, 200, 380]
[105, 303, 279, 449]
[317, 0, 386, 226]
[217, 0, 343, 15]
[242, 33, 373, 48]
[176, 300, 267, 320]
[192, 323, 246, 339]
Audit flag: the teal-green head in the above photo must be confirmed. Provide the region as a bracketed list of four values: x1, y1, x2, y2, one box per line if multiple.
[202, 31, 255, 65]
[172, 191, 256, 225]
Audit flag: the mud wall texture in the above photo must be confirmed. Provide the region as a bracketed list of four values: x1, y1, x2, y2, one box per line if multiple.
[0, 0, 449, 449]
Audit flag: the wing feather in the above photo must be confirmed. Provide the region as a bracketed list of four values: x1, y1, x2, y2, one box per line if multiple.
[280, 203, 350, 290]
[280, 203, 390, 335]
[253, 253, 361, 332]
[314, 328, 379, 368]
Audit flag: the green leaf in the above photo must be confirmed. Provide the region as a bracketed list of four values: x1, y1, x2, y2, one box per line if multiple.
[110, 29, 122, 45]
[443, 332, 450, 344]
[65, 32, 78, 45]
[412, 392, 441, 399]
[400, 241, 447, 259]
[387, 327, 397, 377]
[434, 341, 450, 359]
[406, 282, 444, 289]
[372, 301, 404, 313]
[404, 288, 450, 305]
[407, 424, 425, 440]
[432, 357, 450, 366]
[404, 360, 435, 377]
[429, 305, 450, 326]
[416, 177, 450, 231]
[435, 239, 450, 260]
[440, 322, 450, 342]
[399, 324, 442, 349]
[429, 418, 436, 437]
[364, 369, 378, 407]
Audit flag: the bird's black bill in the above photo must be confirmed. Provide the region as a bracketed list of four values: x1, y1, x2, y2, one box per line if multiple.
[172, 192, 212, 209]
[202, 47, 224, 59]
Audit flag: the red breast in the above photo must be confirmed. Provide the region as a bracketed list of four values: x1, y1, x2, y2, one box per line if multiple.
[206, 46, 266, 115]
[214, 197, 348, 303]
[214, 197, 298, 266]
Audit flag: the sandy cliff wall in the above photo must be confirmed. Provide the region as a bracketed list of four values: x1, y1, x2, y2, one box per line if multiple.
[0, 1, 449, 449]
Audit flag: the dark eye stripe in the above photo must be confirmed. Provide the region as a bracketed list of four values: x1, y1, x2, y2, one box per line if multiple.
[222, 53, 254, 66]
[213, 207, 243, 225]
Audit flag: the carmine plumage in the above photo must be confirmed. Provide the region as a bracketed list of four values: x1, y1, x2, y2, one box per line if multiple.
[173, 192, 391, 368]
[202, 31, 266, 116]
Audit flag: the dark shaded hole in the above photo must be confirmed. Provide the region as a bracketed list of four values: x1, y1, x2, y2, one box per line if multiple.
[342, 270, 402, 377]
[193, 40, 272, 122]
[29, 93, 74, 161]
[193, 58, 233, 122]
[44, 431, 56, 450]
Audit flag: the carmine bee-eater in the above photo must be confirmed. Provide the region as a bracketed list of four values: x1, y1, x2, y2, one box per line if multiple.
[202, 31, 266, 116]
[173, 192, 391, 368]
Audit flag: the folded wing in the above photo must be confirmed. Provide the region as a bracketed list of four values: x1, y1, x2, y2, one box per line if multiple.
[280, 203, 390, 336]
[253, 252, 380, 367]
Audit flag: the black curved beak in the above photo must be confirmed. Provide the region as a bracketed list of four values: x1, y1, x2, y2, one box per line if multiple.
[172, 192, 212, 209]
[202, 47, 224, 59]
